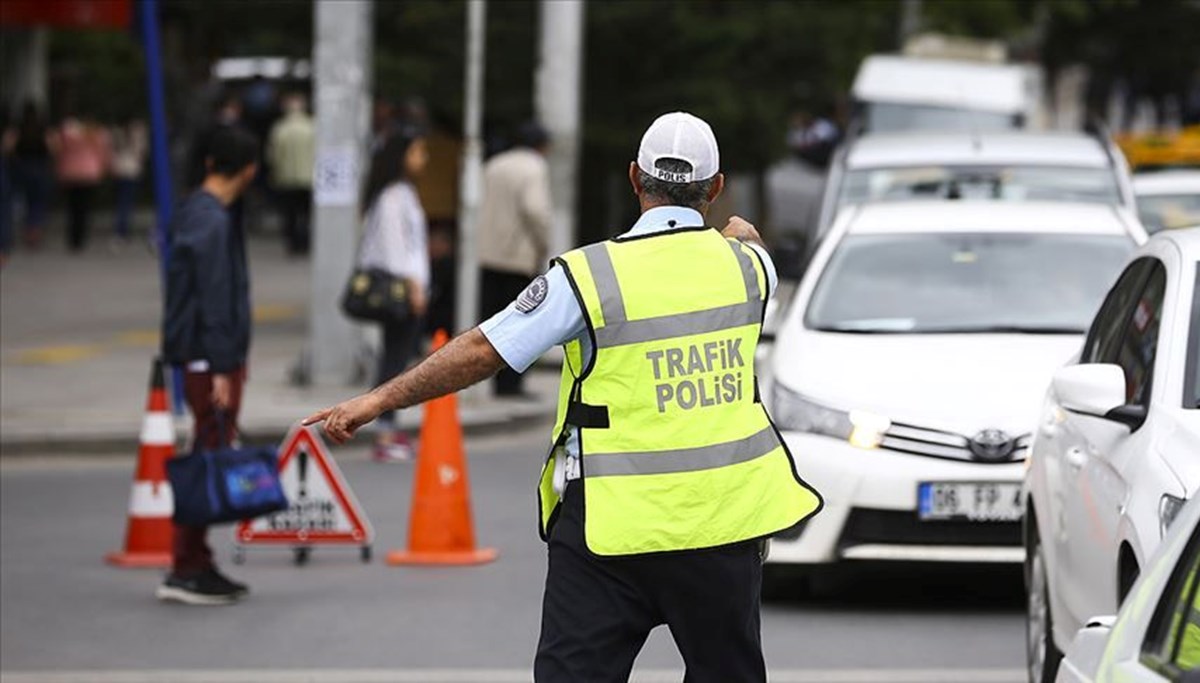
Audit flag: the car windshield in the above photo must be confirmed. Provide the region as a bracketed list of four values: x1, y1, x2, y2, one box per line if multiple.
[805, 232, 1134, 334]
[840, 166, 1122, 207]
[864, 103, 1017, 133]
[1137, 193, 1200, 234]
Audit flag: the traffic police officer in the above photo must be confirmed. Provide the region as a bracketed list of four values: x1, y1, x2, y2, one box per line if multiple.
[306, 112, 822, 682]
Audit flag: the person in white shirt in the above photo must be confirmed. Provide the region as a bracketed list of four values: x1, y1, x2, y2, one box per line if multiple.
[267, 93, 316, 256]
[108, 116, 147, 249]
[477, 122, 553, 397]
[356, 127, 431, 462]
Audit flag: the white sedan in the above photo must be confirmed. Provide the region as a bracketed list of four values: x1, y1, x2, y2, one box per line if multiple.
[1055, 493, 1200, 683]
[764, 200, 1144, 590]
[1025, 228, 1200, 683]
[1133, 170, 1200, 234]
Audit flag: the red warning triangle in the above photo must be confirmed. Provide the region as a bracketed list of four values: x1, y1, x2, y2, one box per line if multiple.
[235, 425, 373, 545]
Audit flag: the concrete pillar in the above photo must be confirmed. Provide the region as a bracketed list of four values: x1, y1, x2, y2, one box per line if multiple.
[535, 0, 585, 258]
[308, 0, 372, 385]
[454, 0, 487, 336]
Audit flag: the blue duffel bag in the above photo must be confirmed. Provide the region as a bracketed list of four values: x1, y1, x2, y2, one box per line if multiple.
[167, 420, 288, 527]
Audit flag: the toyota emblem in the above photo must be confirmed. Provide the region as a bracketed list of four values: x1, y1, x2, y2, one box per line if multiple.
[970, 429, 1015, 462]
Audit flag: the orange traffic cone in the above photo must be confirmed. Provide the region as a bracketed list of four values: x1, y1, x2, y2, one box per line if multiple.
[106, 358, 175, 568]
[387, 330, 498, 566]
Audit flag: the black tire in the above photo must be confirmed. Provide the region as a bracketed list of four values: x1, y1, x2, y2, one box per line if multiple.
[1117, 552, 1140, 606]
[1026, 530, 1063, 683]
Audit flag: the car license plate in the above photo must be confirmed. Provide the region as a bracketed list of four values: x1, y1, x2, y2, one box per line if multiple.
[918, 482, 1022, 521]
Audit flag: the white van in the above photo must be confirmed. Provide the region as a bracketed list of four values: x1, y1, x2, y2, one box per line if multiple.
[852, 55, 1041, 133]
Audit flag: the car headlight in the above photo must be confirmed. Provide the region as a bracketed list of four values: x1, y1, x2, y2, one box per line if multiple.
[770, 384, 891, 449]
[1160, 494, 1186, 538]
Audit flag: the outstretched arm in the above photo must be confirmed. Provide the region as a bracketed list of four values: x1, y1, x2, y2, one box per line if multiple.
[302, 328, 506, 443]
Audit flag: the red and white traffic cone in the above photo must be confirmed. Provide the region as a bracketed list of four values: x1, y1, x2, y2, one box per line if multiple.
[106, 358, 175, 568]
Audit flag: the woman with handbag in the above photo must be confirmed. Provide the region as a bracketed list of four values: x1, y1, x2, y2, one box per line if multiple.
[354, 126, 431, 462]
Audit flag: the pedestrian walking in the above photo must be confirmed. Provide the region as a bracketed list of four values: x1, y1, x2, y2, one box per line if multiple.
[51, 113, 111, 252]
[188, 95, 249, 234]
[477, 121, 553, 397]
[108, 116, 148, 250]
[159, 126, 259, 605]
[4, 101, 53, 250]
[305, 112, 822, 681]
[356, 126, 431, 462]
[266, 93, 315, 256]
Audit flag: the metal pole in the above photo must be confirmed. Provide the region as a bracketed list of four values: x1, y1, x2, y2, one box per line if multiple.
[308, 0, 372, 385]
[2, 28, 48, 113]
[138, 0, 184, 413]
[454, 0, 487, 336]
[898, 0, 922, 48]
[536, 0, 585, 258]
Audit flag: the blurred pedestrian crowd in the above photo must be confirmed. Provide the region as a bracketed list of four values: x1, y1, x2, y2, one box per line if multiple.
[0, 100, 148, 264]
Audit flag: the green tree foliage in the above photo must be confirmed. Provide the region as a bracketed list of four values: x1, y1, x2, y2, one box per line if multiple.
[36, 0, 1200, 236]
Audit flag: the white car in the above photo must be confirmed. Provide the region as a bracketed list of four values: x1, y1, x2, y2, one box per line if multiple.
[815, 130, 1137, 237]
[1025, 228, 1200, 683]
[1055, 493, 1200, 683]
[763, 200, 1145, 590]
[1133, 171, 1200, 234]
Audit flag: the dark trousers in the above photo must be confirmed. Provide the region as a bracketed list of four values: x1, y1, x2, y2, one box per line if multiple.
[174, 366, 246, 575]
[376, 317, 421, 425]
[534, 482, 767, 683]
[63, 183, 96, 252]
[277, 188, 311, 255]
[113, 177, 137, 239]
[480, 267, 531, 395]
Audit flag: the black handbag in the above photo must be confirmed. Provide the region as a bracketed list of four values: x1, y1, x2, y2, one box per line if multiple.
[340, 267, 411, 323]
[166, 416, 288, 527]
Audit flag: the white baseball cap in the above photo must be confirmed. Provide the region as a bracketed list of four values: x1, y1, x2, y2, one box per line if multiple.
[636, 112, 720, 184]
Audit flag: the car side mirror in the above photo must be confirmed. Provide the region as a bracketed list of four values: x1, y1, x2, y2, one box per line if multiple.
[1052, 364, 1147, 430]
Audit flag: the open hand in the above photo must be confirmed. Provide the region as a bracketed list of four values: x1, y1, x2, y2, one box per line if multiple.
[302, 393, 386, 444]
[409, 281, 429, 318]
[212, 374, 233, 409]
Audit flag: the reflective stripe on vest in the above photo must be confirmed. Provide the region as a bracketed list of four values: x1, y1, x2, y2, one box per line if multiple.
[583, 240, 762, 347]
[538, 227, 823, 556]
[585, 426, 777, 477]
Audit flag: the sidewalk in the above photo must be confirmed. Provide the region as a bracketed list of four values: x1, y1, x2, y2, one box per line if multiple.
[0, 219, 557, 454]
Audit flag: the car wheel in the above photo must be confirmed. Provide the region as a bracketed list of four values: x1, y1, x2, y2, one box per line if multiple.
[1027, 534, 1063, 683]
[1117, 549, 1139, 606]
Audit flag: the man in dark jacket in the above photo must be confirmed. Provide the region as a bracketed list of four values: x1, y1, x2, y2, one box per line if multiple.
[159, 126, 258, 605]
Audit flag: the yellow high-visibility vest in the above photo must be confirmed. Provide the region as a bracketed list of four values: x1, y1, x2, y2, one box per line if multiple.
[538, 226, 822, 556]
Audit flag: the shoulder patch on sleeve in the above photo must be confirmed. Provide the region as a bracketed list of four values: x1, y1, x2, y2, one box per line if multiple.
[515, 275, 549, 313]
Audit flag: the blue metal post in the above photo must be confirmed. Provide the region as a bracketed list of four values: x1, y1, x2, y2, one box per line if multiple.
[138, 0, 185, 415]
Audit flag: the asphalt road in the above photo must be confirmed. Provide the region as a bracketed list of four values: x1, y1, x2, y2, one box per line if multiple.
[1, 425, 1026, 682]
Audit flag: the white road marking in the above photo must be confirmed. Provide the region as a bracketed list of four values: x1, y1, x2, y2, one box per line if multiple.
[0, 668, 1025, 683]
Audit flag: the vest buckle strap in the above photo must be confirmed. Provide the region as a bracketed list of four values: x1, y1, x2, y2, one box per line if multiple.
[567, 401, 610, 429]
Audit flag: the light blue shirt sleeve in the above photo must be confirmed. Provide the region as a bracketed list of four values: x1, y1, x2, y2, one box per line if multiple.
[479, 264, 586, 373]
